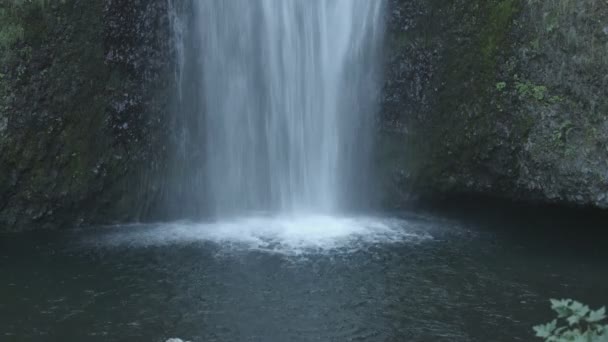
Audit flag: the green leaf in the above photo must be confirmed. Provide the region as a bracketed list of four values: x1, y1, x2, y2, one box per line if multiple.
[536, 300, 607, 341]
[535, 320, 558, 338]
[572, 334, 588, 342]
[587, 308, 607, 323]
[597, 331, 608, 342]
[552, 299, 572, 309]
[567, 314, 581, 326]
[569, 301, 590, 316]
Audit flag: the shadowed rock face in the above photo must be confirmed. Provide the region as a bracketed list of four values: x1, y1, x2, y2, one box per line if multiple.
[1, 0, 606, 232]
[0, 0, 174, 231]
[379, 0, 608, 209]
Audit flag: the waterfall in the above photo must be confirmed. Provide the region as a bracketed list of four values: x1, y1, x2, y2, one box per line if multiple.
[170, 0, 385, 218]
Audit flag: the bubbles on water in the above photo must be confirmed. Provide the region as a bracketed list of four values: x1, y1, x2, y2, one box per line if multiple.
[87, 214, 431, 255]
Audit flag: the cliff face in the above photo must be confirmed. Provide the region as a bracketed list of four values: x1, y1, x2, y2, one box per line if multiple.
[1, 0, 606, 231]
[380, 0, 608, 209]
[0, 0, 173, 231]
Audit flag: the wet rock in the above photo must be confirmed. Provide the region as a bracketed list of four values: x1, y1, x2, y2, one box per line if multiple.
[379, 0, 608, 210]
[0, 0, 174, 232]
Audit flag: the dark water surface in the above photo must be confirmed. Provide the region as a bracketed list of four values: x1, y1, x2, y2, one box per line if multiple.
[1, 207, 607, 341]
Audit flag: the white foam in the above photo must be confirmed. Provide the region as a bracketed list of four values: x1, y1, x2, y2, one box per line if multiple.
[90, 214, 430, 255]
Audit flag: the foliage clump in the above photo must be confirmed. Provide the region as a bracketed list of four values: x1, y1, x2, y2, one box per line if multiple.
[534, 299, 608, 342]
[516, 81, 548, 101]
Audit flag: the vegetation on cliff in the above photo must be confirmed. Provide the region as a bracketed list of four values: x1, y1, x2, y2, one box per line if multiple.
[380, 0, 608, 209]
[0, 0, 173, 231]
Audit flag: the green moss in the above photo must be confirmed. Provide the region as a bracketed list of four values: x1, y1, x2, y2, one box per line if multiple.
[515, 81, 548, 101]
[0, 22, 24, 49]
[393, 0, 525, 195]
[381, 0, 608, 207]
[436, 2, 520, 140]
[392, 32, 410, 50]
[481, 0, 518, 63]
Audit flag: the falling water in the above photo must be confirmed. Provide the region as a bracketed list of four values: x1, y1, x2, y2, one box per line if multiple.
[170, 0, 385, 217]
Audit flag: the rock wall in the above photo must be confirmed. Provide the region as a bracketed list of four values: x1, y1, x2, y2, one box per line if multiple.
[380, 0, 608, 209]
[0, 0, 173, 231]
[2, 0, 607, 231]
